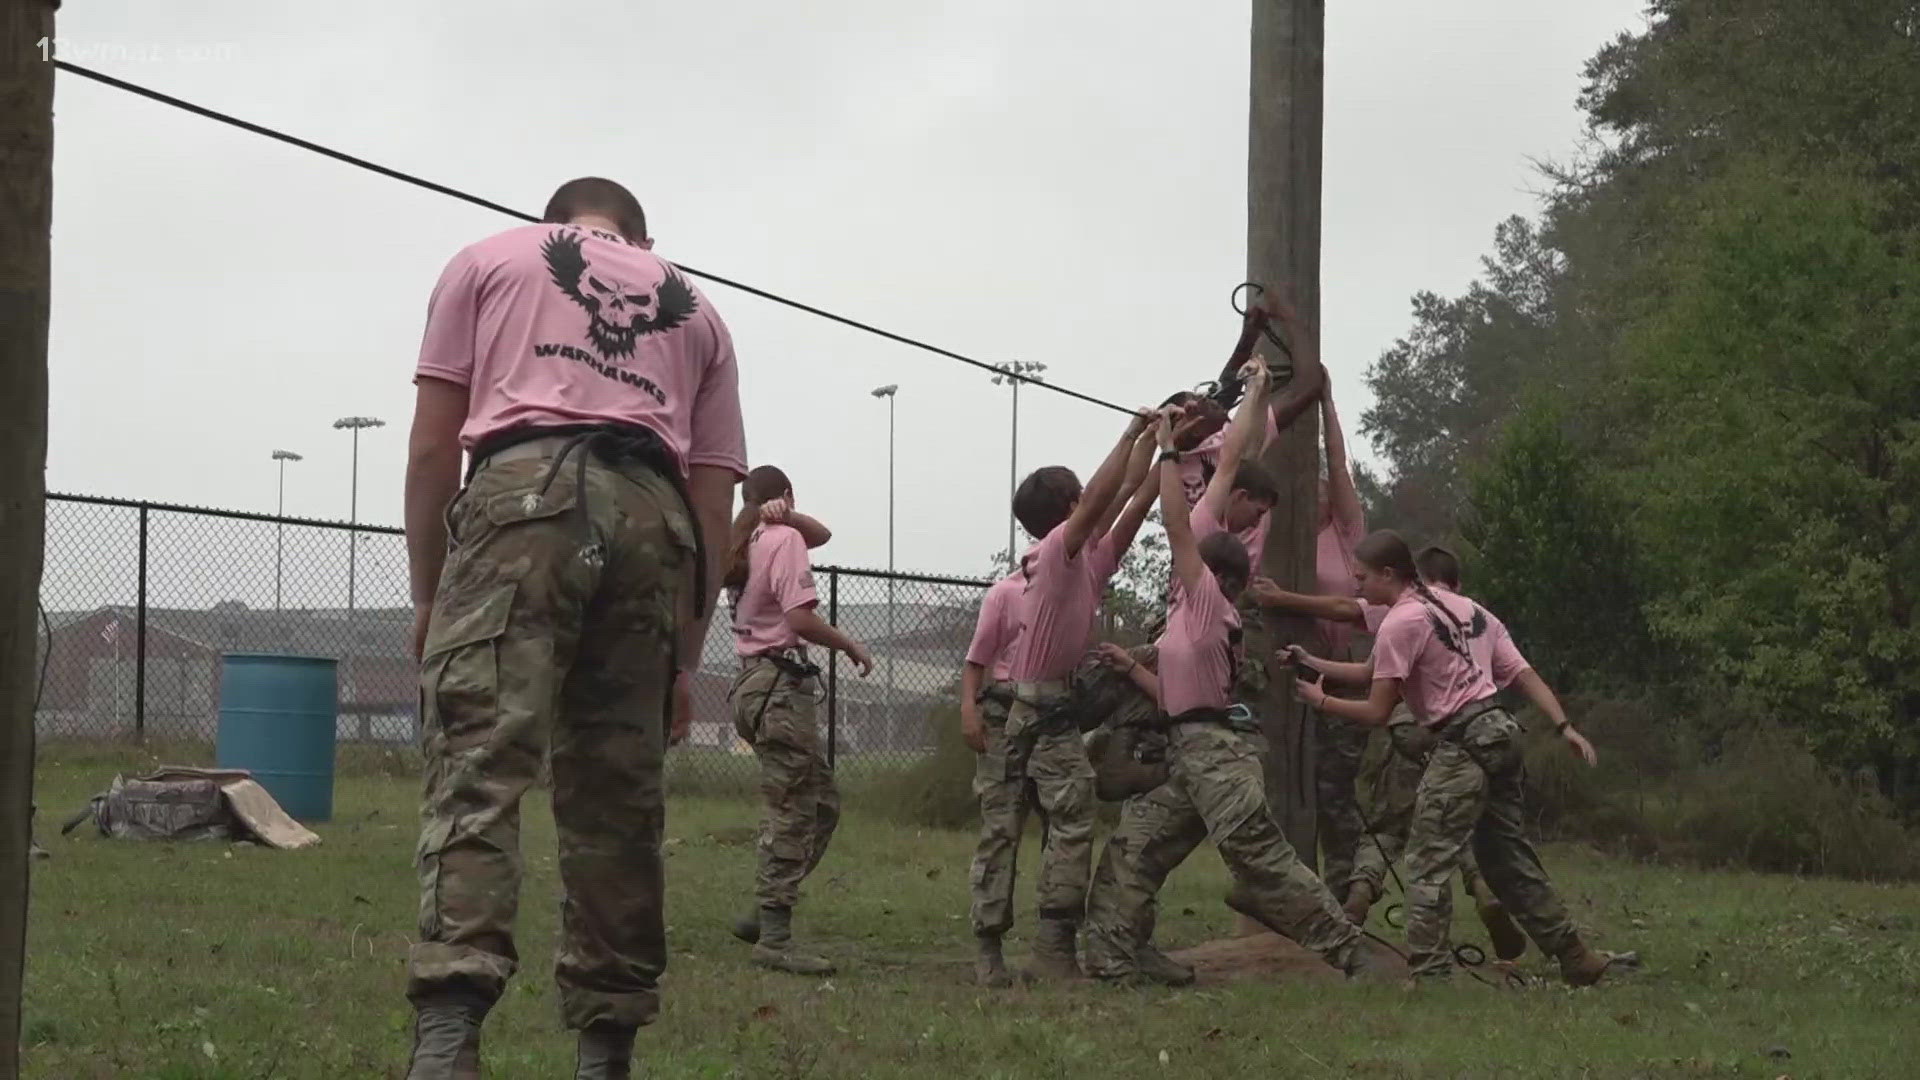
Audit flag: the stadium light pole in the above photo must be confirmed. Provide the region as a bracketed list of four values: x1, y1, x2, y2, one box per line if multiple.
[990, 361, 1046, 566]
[272, 449, 303, 612]
[332, 416, 385, 614]
[870, 384, 898, 743]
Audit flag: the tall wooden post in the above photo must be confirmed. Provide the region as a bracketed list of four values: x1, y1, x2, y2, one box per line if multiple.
[1, 3, 57, 1074]
[1248, 0, 1324, 864]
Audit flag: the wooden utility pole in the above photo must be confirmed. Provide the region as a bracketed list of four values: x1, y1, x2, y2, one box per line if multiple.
[1, 2, 57, 1075]
[1248, 0, 1324, 865]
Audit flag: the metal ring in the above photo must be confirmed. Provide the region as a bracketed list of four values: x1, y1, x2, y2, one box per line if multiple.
[1230, 281, 1265, 317]
[1381, 902, 1407, 930]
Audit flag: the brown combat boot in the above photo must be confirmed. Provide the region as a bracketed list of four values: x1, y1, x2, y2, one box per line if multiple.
[1025, 917, 1084, 980]
[1558, 939, 1612, 987]
[974, 935, 1013, 988]
[573, 1025, 635, 1080]
[406, 997, 485, 1080]
[1342, 881, 1377, 926]
[751, 906, 837, 976]
[1133, 941, 1196, 988]
[1477, 898, 1528, 962]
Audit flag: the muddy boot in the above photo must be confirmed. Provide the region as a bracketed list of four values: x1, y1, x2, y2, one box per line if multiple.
[1558, 939, 1612, 987]
[1338, 937, 1403, 985]
[1133, 942, 1196, 988]
[731, 907, 762, 945]
[751, 906, 836, 976]
[406, 995, 486, 1080]
[574, 1025, 634, 1080]
[1476, 898, 1527, 962]
[1025, 917, 1084, 980]
[975, 934, 1013, 988]
[1342, 881, 1377, 927]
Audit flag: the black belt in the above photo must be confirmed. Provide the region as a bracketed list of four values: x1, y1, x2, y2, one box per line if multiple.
[752, 649, 821, 681]
[743, 649, 822, 735]
[1168, 703, 1260, 734]
[469, 422, 709, 619]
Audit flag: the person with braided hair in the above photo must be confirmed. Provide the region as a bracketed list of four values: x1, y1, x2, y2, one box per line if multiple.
[1075, 410, 1394, 987]
[1289, 530, 1611, 986]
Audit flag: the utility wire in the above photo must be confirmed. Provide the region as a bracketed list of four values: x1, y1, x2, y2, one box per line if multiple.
[53, 60, 1133, 415]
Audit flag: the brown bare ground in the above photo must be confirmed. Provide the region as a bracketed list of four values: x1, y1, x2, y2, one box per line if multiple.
[1169, 932, 1409, 985]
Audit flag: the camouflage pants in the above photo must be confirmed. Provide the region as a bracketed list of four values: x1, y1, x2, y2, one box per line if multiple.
[731, 657, 840, 911]
[1083, 781, 1206, 977]
[409, 450, 691, 1031]
[1350, 708, 1485, 901]
[1403, 707, 1578, 979]
[1083, 722, 1357, 976]
[1315, 709, 1371, 900]
[970, 682, 1095, 936]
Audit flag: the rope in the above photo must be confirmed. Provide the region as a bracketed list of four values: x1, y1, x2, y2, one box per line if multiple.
[52, 60, 1135, 416]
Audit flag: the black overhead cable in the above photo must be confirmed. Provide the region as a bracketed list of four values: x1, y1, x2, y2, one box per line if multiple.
[53, 60, 1133, 415]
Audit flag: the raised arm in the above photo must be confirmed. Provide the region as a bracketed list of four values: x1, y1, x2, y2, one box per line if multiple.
[1199, 358, 1274, 514]
[1155, 414, 1208, 595]
[1323, 389, 1363, 531]
[1105, 460, 1164, 555]
[1092, 428, 1157, 541]
[1268, 291, 1327, 437]
[1063, 410, 1153, 557]
[762, 498, 832, 550]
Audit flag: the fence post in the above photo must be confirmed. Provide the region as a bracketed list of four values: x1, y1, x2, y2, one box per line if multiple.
[826, 567, 838, 769]
[135, 504, 148, 742]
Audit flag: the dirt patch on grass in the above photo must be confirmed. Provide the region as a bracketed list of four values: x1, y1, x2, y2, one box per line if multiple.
[1169, 932, 1407, 985]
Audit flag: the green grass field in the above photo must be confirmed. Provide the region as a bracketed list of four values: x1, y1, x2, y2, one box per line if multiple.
[22, 744, 1920, 1078]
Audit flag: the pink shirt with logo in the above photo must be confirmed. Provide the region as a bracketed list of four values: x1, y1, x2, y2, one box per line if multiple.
[415, 223, 747, 478]
[1431, 585, 1531, 689]
[730, 525, 816, 657]
[965, 573, 1025, 683]
[1158, 568, 1241, 717]
[1005, 528, 1123, 684]
[1369, 590, 1499, 726]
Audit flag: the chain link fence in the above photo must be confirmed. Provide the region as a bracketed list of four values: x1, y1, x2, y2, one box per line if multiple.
[36, 494, 991, 790]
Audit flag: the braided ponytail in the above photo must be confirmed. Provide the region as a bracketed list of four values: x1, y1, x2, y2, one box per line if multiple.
[1353, 530, 1471, 657]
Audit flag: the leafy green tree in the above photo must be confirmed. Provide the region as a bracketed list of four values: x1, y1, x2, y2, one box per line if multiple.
[1622, 160, 1920, 796]
[1461, 405, 1652, 692]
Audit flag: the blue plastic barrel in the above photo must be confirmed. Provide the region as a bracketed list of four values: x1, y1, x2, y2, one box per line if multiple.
[216, 654, 339, 823]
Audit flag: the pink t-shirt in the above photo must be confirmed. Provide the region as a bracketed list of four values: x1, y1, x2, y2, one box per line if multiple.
[415, 223, 747, 478]
[965, 574, 1025, 683]
[1369, 590, 1499, 726]
[1173, 411, 1282, 508]
[1431, 585, 1531, 689]
[730, 525, 817, 657]
[1314, 501, 1367, 656]
[1158, 569, 1241, 717]
[1006, 528, 1123, 683]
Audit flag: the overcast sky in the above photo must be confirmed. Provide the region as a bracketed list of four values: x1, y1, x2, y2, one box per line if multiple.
[46, 1, 1648, 584]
